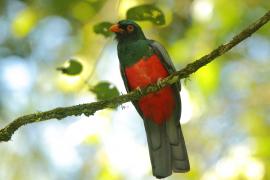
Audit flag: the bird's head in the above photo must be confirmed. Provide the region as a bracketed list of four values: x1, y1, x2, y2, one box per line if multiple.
[110, 20, 146, 42]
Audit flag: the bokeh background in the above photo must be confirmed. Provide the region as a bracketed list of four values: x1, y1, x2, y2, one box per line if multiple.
[0, 0, 270, 179]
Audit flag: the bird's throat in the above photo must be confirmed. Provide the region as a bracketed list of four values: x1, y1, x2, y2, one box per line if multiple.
[117, 40, 153, 67]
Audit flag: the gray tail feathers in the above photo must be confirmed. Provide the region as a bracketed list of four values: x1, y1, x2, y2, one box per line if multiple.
[170, 125, 190, 173]
[144, 119, 189, 179]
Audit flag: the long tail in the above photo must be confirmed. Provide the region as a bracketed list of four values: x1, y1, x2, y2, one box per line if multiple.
[170, 124, 190, 173]
[143, 118, 189, 179]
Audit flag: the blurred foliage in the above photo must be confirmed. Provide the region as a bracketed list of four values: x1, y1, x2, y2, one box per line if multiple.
[0, 0, 270, 180]
[93, 4, 165, 38]
[57, 59, 83, 76]
[11, 8, 38, 38]
[90, 81, 120, 104]
[126, 4, 165, 25]
[93, 22, 114, 37]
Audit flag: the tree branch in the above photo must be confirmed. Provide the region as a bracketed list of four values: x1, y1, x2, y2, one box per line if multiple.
[1, 11, 270, 142]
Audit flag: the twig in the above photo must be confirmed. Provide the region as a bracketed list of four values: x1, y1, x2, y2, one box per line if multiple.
[0, 10, 269, 142]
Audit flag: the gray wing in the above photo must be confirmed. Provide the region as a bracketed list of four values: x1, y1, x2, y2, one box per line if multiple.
[149, 40, 181, 91]
[120, 65, 130, 92]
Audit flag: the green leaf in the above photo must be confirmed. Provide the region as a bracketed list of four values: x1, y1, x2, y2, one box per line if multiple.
[90, 81, 120, 108]
[57, 59, 83, 75]
[93, 22, 113, 37]
[126, 4, 165, 25]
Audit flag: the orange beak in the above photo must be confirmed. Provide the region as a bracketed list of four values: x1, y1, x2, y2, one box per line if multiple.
[109, 24, 124, 33]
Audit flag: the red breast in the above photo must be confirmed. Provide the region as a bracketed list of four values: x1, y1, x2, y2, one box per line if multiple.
[125, 54, 176, 124]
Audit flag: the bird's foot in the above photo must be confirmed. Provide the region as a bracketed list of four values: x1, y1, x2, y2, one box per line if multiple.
[157, 78, 163, 89]
[136, 87, 143, 96]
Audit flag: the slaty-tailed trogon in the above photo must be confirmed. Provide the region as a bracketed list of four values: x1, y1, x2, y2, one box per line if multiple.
[110, 20, 190, 179]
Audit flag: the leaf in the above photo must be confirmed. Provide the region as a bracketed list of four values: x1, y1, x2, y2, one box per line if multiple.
[90, 81, 120, 107]
[83, 135, 100, 145]
[93, 22, 113, 37]
[126, 4, 165, 25]
[57, 59, 83, 75]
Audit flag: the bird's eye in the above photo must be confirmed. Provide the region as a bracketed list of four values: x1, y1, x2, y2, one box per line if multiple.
[127, 25, 134, 32]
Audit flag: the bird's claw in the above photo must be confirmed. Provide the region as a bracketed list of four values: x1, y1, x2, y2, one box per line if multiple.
[157, 78, 163, 89]
[136, 87, 143, 96]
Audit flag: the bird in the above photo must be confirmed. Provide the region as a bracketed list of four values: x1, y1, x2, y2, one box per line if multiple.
[110, 19, 190, 179]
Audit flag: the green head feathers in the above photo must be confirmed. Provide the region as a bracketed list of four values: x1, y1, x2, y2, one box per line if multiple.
[110, 20, 146, 42]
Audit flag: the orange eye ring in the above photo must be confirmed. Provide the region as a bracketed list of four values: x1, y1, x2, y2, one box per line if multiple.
[127, 25, 134, 32]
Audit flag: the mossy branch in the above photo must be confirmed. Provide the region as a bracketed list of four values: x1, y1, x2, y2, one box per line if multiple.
[1, 11, 270, 142]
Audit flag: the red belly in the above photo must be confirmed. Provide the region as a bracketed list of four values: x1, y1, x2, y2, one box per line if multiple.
[125, 54, 175, 124]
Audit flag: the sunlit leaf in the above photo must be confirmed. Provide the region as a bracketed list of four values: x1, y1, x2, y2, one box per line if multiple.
[126, 4, 165, 25]
[98, 165, 122, 180]
[12, 8, 38, 37]
[57, 59, 83, 75]
[195, 61, 220, 95]
[90, 81, 120, 106]
[71, 1, 95, 22]
[83, 135, 100, 145]
[93, 22, 113, 37]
